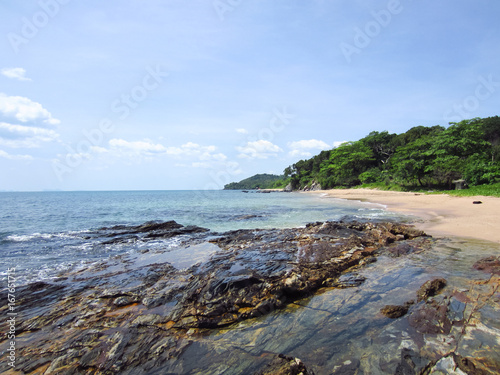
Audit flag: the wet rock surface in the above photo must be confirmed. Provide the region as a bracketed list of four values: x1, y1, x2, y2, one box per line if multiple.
[1, 220, 499, 374]
[171, 221, 427, 329]
[96, 220, 210, 243]
[254, 354, 314, 375]
[473, 256, 500, 275]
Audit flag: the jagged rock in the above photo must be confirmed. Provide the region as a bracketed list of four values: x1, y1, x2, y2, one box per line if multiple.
[97, 220, 209, 242]
[301, 181, 321, 192]
[113, 296, 133, 307]
[284, 182, 293, 192]
[255, 354, 314, 375]
[417, 278, 447, 301]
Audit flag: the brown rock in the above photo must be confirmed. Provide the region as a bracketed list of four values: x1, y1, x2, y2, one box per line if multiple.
[473, 256, 500, 275]
[416, 278, 447, 302]
[409, 300, 451, 334]
[380, 304, 409, 319]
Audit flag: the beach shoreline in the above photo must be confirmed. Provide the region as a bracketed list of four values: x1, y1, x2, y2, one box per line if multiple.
[303, 188, 500, 243]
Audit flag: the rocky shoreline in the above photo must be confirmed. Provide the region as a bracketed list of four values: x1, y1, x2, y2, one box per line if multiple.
[1, 220, 499, 374]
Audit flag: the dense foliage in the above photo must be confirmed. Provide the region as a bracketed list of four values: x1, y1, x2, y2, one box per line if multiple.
[282, 116, 500, 190]
[224, 173, 284, 190]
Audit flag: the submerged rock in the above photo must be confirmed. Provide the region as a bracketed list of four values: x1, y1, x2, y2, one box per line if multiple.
[473, 256, 500, 275]
[409, 298, 453, 334]
[421, 353, 485, 375]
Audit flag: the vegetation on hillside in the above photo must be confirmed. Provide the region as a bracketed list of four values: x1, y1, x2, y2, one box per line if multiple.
[224, 173, 284, 190]
[278, 116, 500, 193]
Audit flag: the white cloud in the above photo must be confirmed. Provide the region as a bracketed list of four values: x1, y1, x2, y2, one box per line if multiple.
[108, 138, 167, 154]
[0, 122, 59, 148]
[0, 149, 33, 160]
[1, 67, 32, 82]
[236, 140, 283, 159]
[333, 141, 348, 148]
[86, 138, 228, 169]
[165, 142, 222, 160]
[236, 128, 248, 134]
[0, 93, 60, 125]
[287, 139, 331, 158]
[199, 151, 227, 162]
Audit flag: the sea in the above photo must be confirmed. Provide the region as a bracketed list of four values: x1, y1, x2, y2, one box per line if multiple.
[0, 190, 406, 286]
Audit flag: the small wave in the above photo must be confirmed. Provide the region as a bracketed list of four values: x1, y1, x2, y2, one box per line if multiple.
[5, 230, 89, 243]
[6, 233, 45, 242]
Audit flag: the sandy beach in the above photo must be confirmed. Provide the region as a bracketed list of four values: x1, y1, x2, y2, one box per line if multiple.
[304, 189, 500, 243]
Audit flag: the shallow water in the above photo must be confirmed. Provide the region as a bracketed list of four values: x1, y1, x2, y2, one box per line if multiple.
[0, 190, 406, 286]
[161, 237, 500, 374]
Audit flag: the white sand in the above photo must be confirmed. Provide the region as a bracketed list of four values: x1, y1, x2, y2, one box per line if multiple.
[303, 189, 500, 243]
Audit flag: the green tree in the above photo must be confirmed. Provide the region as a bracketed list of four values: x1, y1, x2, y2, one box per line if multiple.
[392, 135, 435, 186]
[428, 119, 490, 187]
[463, 154, 500, 185]
[479, 116, 500, 162]
[319, 142, 375, 187]
[361, 131, 400, 168]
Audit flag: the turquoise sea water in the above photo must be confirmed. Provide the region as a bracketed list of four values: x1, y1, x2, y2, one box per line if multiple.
[0, 190, 405, 285]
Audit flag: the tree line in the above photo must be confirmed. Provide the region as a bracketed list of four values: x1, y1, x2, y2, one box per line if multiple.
[281, 116, 500, 190]
[224, 173, 284, 190]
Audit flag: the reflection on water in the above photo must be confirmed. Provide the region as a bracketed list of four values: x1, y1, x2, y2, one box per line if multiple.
[168, 238, 500, 374]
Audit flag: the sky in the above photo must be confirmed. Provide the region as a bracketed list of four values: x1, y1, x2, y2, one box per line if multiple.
[1, 0, 500, 191]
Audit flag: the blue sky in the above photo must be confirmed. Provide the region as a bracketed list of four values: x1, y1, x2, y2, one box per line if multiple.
[1, 0, 500, 191]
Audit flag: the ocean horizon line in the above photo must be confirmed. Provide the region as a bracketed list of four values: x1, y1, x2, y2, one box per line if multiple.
[0, 188, 232, 193]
